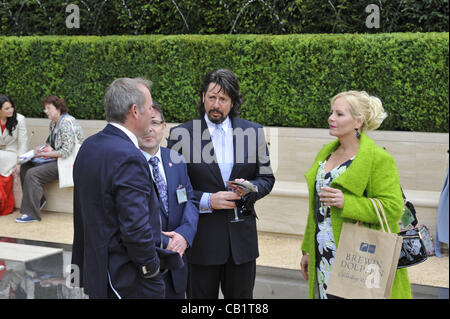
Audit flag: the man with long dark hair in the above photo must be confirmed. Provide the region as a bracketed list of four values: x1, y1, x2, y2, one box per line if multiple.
[167, 69, 275, 299]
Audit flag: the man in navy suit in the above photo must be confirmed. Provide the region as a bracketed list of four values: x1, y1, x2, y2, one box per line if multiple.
[167, 69, 275, 299]
[71, 78, 166, 299]
[138, 101, 198, 299]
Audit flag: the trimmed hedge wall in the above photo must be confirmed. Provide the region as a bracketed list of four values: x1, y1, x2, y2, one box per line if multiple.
[0, 33, 448, 132]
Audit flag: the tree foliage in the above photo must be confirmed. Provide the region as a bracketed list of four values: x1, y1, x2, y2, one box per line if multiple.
[0, 0, 448, 35]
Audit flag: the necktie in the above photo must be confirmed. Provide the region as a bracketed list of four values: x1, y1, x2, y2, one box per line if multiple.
[215, 124, 226, 163]
[149, 156, 169, 214]
[215, 124, 232, 187]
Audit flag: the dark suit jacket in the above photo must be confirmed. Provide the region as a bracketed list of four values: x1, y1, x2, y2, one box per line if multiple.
[71, 124, 164, 299]
[167, 117, 275, 266]
[158, 147, 198, 294]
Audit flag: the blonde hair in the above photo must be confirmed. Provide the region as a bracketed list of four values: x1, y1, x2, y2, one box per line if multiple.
[331, 90, 387, 131]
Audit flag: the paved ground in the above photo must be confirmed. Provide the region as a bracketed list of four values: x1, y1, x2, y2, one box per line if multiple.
[1, 210, 448, 292]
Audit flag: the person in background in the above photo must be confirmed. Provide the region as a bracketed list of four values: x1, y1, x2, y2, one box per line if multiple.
[0, 95, 27, 216]
[299, 90, 411, 299]
[16, 96, 84, 223]
[138, 100, 198, 299]
[435, 165, 448, 257]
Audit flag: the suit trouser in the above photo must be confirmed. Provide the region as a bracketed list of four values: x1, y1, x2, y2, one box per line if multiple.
[20, 161, 58, 220]
[188, 258, 256, 299]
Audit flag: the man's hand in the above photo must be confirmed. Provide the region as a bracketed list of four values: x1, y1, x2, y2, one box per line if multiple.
[210, 191, 241, 210]
[227, 178, 250, 197]
[162, 231, 188, 257]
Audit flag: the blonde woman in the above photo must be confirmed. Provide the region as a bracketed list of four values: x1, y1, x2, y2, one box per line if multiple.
[300, 91, 411, 299]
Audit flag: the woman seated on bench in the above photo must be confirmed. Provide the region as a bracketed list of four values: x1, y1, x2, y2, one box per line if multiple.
[16, 96, 84, 223]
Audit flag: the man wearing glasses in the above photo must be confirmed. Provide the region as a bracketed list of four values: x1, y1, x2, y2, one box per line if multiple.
[139, 101, 198, 299]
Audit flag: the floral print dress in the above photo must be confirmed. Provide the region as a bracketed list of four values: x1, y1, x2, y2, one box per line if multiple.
[314, 155, 354, 299]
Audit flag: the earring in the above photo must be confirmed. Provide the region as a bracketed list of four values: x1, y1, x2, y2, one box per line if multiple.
[355, 128, 361, 140]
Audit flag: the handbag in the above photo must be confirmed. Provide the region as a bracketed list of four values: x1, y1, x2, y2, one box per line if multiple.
[327, 198, 403, 299]
[397, 227, 428, 268]
[397, 189, 429, 268]
[57, 119, 81, 188]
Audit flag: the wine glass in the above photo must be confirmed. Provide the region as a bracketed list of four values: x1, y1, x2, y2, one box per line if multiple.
[228, 187, 244, 223]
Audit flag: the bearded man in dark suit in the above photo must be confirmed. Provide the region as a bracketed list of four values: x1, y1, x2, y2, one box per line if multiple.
[167, 69, 275, 299]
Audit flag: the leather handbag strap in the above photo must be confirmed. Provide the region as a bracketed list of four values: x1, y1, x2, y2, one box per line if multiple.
[369, 197, 392, 233]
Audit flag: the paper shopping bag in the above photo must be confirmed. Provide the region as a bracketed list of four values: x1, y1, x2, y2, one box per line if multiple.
[57, 141, 80, 188]
[327, 198, 403, 299]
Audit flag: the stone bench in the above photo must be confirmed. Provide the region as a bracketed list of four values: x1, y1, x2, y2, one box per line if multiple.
[255, 181, 442, 239]
[14, 118, 107, 213]
[15, 118, 448, 239]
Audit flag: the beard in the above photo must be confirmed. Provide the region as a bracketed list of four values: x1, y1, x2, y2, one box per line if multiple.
[207, 109, 225, 124]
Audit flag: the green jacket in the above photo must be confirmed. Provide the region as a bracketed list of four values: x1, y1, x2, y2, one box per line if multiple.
[301, 132, 412, 299]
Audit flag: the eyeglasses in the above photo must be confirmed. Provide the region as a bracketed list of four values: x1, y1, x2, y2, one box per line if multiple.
[150, 120, 164, 128]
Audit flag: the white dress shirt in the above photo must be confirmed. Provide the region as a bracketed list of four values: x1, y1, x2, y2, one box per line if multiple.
[199, 114, 234, 213]
[141, 147, 167, 184]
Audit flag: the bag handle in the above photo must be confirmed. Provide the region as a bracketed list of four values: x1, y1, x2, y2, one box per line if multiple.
[369, 198, 392, 233]
[63, 117, 79, 147]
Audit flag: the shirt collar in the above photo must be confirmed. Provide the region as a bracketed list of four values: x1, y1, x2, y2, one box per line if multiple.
[204, 113, 232, 134]
[141, 146, 162, 163]
[109, 122, 139, 149]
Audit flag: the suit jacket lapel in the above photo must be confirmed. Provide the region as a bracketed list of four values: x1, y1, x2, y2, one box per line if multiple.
[304, 133, 374, 197]
[230, 117, 241, 180]
[330, 132, 373, 196]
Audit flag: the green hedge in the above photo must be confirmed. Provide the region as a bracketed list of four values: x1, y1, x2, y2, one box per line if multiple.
[0, 33, 448, 132]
